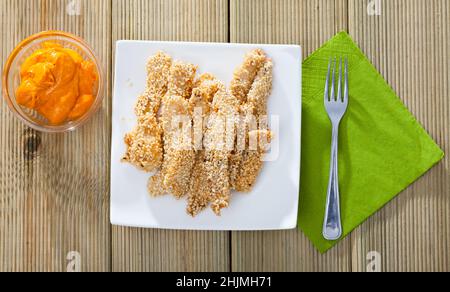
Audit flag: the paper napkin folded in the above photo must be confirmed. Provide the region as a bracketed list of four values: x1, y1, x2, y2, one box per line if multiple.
[298, 31, 444, 253]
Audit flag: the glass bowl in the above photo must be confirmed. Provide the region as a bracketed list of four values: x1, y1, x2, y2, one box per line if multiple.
[2, 31, 104, 133]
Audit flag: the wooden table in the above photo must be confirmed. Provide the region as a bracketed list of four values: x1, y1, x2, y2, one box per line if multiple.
[0, 0, 448, 272]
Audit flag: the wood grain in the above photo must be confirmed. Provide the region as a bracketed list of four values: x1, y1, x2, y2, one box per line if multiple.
[110, 0, 230, 272]
[348, 0, 450, 272]
[230, 0, 352, 272]
[0, 0, 111, 272]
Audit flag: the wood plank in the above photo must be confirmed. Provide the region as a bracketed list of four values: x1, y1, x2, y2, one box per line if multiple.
[348, 0, 450, 272]
[111, 0, 230, 272]
[230, 0, 351, 272]
[1, 0, 447, 272]
[0, 0, 112, 272]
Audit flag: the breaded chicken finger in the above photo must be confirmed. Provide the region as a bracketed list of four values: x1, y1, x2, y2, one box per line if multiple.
[186, 76, 221, 216]
[134, 52, 172, 117]
[161, 95, 195, 198]
[229, 49, 267, 188]
[122, 52, 172, 172]
[235, 60, 273, 192]
[204, 84, 240, 215]
[230, 49, 267, 103]
[147, 61, 197, 198]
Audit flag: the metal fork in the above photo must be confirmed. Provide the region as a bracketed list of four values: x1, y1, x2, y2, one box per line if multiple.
[322, 57, 348, 241]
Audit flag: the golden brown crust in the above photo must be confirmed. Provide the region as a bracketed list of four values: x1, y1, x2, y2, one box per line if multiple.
[123, 52, 171, 172]
[230, 49, 267, 104]
[228, 49, 268, 188]
[187, 151, 210, 216]
[205, 85, 240, 215]
[234, 60, 273, 192]
[122, 114, 163, 172]
[147, 61, 197, 197]
[135, 52, 172, 117]
[167, 61, 197, 99]
[160, 96, 195, 198]
[235, 130, 272, 192]
[207, 150, 231, 215]
[150, 61, 198, 198]
[147, 171, 166, 197]
[186, 76, 221, 216]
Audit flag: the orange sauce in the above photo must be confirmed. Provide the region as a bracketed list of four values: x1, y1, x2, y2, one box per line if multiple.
[16, 42, 98, 125]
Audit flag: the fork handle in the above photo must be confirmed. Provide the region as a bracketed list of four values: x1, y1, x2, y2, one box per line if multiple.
[323, 124, 343, 240]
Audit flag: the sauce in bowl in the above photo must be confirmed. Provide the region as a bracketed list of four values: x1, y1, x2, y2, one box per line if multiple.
[16, 41, 98, 125]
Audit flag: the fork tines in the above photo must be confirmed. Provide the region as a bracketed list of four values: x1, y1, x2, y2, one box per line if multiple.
[324, 57, 348, 103]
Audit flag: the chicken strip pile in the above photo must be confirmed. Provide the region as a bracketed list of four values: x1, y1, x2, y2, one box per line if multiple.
[124, 49, 273, 217]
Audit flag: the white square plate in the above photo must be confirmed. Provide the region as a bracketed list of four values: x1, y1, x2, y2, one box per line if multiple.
[111, 41, 301, 230]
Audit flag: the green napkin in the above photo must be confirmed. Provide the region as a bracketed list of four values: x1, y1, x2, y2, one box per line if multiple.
[298, 31, 444, 253]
